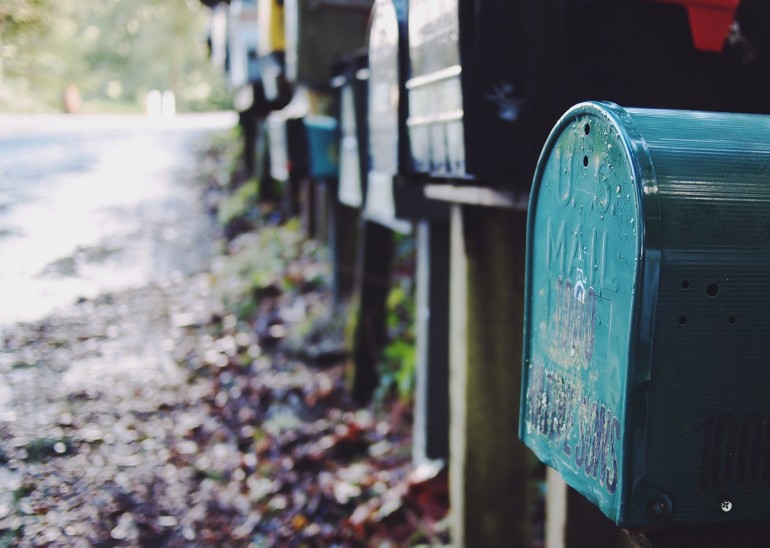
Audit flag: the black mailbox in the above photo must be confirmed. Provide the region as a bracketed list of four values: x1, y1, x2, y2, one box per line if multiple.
[406, 0, 522, 184]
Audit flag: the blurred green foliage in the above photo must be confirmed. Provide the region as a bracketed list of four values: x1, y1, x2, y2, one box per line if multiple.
[0, 0, 230, 112]
[217, 178, 261, 229]
[213, 219, 330, 321]
[376, 235, 417, 402]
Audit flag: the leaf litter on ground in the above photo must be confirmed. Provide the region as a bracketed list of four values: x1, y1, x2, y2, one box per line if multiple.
[0, 131, 449, 546]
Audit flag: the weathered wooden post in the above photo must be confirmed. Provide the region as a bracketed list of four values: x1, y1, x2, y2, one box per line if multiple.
[448, 202, 534, 546]
[521, 101, 770, 546]
[413, 219, 450, 463]
[351, 0, 452, 454]
[407, 0, 538, 541]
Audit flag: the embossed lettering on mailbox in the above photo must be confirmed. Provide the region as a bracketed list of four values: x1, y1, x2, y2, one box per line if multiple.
[521, 102, 644, 526]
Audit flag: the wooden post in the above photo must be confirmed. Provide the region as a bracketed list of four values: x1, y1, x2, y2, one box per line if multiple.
[546, 468, 568, 548]
[448, 204, 534, 547]
[413, 219, 450, 464]
[238, 109, 256, 178]
[299, 177, 315, 238]
[330, 199, 359, 304]
[314, 179, 330, 242]
[350, 219, 394, 402]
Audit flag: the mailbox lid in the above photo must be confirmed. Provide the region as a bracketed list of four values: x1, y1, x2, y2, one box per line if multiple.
[521, 102, 657, 526]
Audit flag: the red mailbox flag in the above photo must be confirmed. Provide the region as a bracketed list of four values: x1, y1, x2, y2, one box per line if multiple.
[650, 0, 740, 52]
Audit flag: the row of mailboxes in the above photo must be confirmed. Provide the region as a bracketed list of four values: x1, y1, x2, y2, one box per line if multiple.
[208, 0, 375, 112]
[230, 0, 259, 91]
[255, 0, 290, 105]
[206, 0, 261, 94]
[266, 102, 340, 185]
[521, 101, 770, 528]
[359, 0, 450, 232]
[360, 0, 770, 190]
[208, 0, 770, 188]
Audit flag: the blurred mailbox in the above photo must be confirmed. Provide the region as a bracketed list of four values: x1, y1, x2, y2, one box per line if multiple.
[304, 115, 339, 179]
[267, 112, 308, 184]
[521, 101, 770, 528]
[284, 0, 374, 87]
[256, 0, 290, 105]
[333, 53, 369, 208]
[226, 0, 261, 90]
[406, 0, 521, 183]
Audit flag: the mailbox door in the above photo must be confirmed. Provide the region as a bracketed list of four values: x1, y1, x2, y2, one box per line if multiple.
[267, 113, 289, 183]
[406, 0, 463, 176]
[335, 53, 369, 208]
[339, 84, 364, 207]
[304, 115, 339, 180]
[521, 103, 652, 525]
[364, 0, 411, 233]
[406, 0, 524, 183]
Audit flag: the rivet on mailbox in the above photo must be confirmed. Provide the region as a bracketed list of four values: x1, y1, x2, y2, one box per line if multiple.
[521, 101, 770, 528]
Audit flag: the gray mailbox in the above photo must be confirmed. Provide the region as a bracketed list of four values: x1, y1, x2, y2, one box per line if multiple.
[521, 101, 770, 528]
[284, 0, 373, 87]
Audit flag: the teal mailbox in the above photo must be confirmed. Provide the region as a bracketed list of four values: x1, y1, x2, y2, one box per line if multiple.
[521, 102, 770, 528]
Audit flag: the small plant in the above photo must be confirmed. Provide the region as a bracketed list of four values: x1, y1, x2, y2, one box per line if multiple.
[376, 232, 417, 400]
[213, 220, 330, 322]
[217, 178, 261, 239]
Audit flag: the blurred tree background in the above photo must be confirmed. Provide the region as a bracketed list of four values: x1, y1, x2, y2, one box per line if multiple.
[0, 0, 230, 113]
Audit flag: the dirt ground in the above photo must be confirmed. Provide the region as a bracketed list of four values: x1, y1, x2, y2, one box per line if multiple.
[0, 128, 449, 546]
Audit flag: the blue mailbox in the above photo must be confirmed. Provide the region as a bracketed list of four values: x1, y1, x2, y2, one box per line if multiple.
[521, 102, 770, 528]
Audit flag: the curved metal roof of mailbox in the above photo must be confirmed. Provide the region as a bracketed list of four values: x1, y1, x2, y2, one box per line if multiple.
[522, 101, 770, 527]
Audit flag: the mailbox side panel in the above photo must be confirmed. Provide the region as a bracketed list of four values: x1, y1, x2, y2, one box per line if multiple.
[521, 105, 644, 523]
[625, 109, 770, 525]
